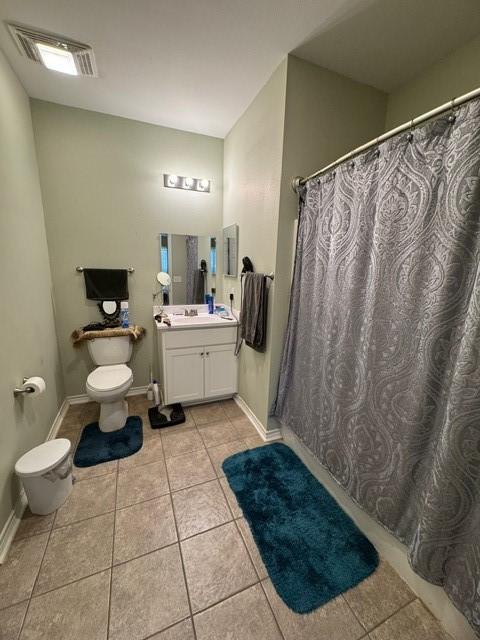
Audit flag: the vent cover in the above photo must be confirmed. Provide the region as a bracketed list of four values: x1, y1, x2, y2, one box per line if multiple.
[7, 23, 97, 77]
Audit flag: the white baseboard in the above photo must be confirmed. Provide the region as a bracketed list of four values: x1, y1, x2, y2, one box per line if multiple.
[67, 385, 148, 405]
[0, 490, 27, 564]
[233, 395, 282, 442]
[0, 397, 70, 564]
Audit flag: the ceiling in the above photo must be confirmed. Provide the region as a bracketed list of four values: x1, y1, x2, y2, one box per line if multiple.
[0, 0, 479, 138]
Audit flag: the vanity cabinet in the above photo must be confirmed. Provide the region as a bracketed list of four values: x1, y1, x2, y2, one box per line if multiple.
[157, 326, 238, 405]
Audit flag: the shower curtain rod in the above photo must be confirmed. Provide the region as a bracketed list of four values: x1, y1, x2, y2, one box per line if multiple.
[292, 85, 480, 192]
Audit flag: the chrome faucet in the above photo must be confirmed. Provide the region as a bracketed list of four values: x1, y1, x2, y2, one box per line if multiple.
[184, 308, 198, 317]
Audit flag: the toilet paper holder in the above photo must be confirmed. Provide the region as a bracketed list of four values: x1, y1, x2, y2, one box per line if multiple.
[13, 378, 36, 397]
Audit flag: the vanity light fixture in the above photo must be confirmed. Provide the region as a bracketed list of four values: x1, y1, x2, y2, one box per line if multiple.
[167, 174, 179, 187]
[163, 174, 211, 193]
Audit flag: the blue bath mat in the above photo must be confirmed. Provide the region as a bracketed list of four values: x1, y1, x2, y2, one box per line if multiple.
[222, 443, 379, 613]
[74, 416, 143, 467]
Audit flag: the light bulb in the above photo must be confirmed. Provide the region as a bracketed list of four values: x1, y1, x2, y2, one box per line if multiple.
[183, 177, 194, 188]
[167, 174, 178, 187]
[198, 179, 210, 191]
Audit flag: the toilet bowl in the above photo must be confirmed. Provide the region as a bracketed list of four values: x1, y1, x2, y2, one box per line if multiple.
[86, 336, 133, 432]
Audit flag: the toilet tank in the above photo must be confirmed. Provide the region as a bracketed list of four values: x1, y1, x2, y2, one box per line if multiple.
[87, 336, 133, 365]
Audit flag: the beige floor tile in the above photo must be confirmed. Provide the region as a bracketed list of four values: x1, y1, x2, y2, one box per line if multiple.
[245, 435, 268, 448]
[172, 480, 232, 539]
[15, 508, 55, 541]
[118, 436, 164, 470]
[236, 518, 267, 579]
[162, 428, 204, 458]
[181, 521, 257, 612]
[343, 560, 414, 630]
[198, 420, 240, 448]
[194, 583, 282, 640]
[20, 569, 110, 640]
[56, 420, 83, 437]
[114, 495, 177, 564]
[219, 477, 243, 518]
[116, 459, 169, 508]
[109, 545, 190, 640]
[263, 579, 365, 640]
[207, 439, 248, 477]
[127, 395, 153, 412]
[0, 601, 28, 640]
[34, 513, 114, 595]
[369, 599, 452, 640]
[231, 415, 259, 439]
[73, 459, 118, 481]
[55, 473, 116, 527]
[0, 533, 48, 608]
[149, 618, 195, 639]
[166, 450, 216, 491]
[220, 398, 245, 419]
[190, 402, 227, 425]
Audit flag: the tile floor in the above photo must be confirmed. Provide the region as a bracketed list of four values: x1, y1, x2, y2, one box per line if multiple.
[0, 397, 452, 640]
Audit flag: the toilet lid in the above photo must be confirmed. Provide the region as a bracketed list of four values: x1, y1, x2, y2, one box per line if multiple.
[15, 438, 71, 478]
[87, 364, 132, 392]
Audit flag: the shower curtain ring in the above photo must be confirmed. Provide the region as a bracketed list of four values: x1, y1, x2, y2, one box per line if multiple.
[448, 98, 456, 124]
[407, 119, 414, 142]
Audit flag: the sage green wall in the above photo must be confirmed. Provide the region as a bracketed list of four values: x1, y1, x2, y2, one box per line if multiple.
[31, 101, 223, 396]
[222, 60, 288, 428]
[0, 52, 64, 534]
[222, 56, 387, 430]
[386, 34, 480, 129]
[268, 56, 388, 418]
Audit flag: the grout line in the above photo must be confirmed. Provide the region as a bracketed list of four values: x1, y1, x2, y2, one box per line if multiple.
[191, 579, 261, 618]
[142, 615, 193, 639]
[16, 513, 59, 636]
[258, 579, 287, 640]
[106, 452, 119, 639]
[362, 596, 418, 635]
[160, 428, 199, 640]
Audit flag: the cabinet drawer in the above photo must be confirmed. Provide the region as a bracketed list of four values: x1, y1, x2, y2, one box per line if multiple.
[163, 327, 237, 349]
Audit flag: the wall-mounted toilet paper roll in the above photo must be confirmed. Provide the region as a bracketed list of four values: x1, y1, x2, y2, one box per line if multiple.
[14, 376, 46, 398]
[24, 377, 46, 395]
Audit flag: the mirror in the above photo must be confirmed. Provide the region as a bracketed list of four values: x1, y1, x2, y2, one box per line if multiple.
[223, 224, 238, 277]
[158, 233, 218, 305]
[157, 272, 171, 287]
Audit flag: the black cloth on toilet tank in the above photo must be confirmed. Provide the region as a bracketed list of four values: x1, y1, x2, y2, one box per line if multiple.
[83, 268, 129, 301]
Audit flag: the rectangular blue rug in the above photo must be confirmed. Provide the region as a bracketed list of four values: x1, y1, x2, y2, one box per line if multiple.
[222, 442, 379, 613]
[74, 416, 143, 467]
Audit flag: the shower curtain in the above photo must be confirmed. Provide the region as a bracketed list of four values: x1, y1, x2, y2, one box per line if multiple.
[274, 98, 480, 634]
[185, 235, 198, 305]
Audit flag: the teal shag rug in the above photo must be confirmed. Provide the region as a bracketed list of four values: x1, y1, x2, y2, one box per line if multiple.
[222, 442, 379, 613]
[74, 416, 142, 467]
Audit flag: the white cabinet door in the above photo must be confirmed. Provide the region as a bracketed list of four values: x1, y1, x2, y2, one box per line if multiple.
[204, 344, 238, 399]
[165, 347, 205, 404]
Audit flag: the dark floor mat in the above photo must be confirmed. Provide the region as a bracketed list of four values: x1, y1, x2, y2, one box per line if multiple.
[74, 416, 142, 467]
[148, 403, 185, 429]
[223, 442, 379, 614]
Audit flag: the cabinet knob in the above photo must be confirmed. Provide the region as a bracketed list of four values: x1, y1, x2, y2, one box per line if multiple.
[205, 352, 209, 356]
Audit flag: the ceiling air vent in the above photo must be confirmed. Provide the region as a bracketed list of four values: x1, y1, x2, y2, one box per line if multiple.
[7, 23, 97, 77]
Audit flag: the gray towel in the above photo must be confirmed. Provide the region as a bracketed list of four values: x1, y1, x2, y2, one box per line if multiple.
[192, 270, 206, 304]
[240, 272, 268, 352]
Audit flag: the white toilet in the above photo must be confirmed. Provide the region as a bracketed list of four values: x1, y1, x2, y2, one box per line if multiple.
[86, 336, 133, 432]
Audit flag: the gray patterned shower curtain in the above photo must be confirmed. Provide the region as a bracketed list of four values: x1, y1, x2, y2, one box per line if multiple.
[273, 98, 480, 634]
[185, 235, 198, 305]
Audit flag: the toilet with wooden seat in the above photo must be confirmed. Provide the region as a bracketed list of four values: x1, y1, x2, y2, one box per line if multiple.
[86, 336, 133, 432]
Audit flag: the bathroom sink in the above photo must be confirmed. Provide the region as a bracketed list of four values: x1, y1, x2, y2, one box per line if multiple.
[169, 314, 233, 326]
[154, 305, 238, 329]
